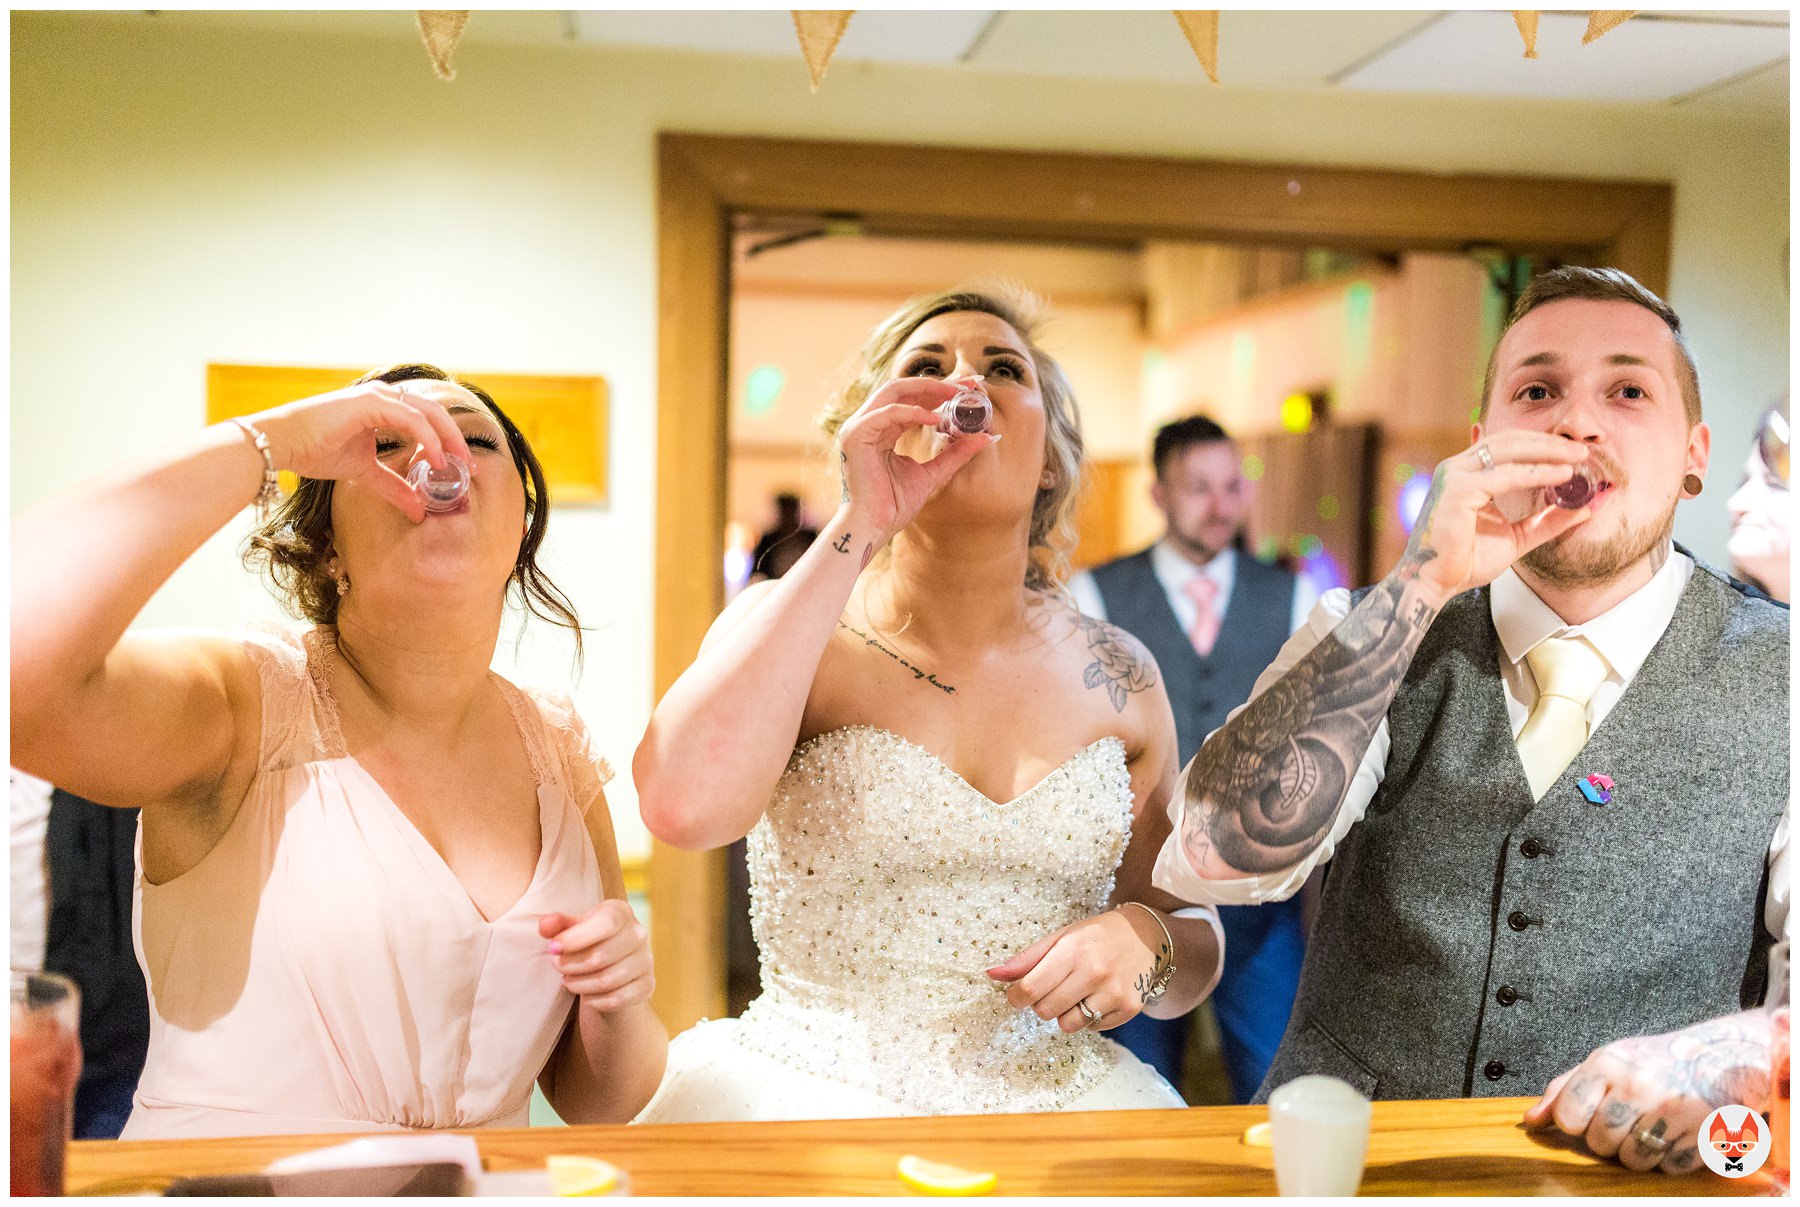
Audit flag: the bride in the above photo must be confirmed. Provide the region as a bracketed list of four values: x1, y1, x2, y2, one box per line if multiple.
[633, 286, 1222, 1119]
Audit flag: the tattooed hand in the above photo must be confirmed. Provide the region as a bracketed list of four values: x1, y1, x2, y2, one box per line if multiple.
[985, 905, 1170, 1034]
[1173, 430, 1599, 882]
[1523, 1011, 1773, 1175]
[1403, 430, 1596, 608]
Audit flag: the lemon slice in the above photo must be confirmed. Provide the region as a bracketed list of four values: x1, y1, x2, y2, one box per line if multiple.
[1242, 1121, 1273, 1148]
[546, 1155, 622, 1197]
[896, 1154, 997, 1196]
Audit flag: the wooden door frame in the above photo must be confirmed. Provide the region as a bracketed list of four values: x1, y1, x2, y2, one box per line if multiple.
[651, 131, 1672, 1029]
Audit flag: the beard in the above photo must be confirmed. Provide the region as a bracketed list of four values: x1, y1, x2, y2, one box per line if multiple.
[1521, 502, 1675, 587]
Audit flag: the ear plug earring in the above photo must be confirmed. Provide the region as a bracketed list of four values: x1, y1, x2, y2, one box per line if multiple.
[1683, 473, 1704, 497]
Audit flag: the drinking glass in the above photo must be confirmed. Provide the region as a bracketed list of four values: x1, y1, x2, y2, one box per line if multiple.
[11, 971, 81, 1198]
[1267, 1074, 1372, 1196]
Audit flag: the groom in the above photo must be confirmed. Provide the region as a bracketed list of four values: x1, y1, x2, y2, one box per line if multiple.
[1154, 267, 1787, 1175]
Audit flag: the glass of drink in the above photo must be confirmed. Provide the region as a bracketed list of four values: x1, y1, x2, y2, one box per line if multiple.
[935, 377, 993, 438]
[11, 970, 81, 1198]
[1267, 1074, 1372, 1196]
[407, 454, 471, 513]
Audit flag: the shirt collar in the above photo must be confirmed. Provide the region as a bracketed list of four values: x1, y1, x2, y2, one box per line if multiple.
[1153, 539, 1235, 591]
[1490, 542, 1693, 682]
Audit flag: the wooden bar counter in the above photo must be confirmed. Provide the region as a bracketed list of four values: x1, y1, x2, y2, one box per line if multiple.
[67, 1097, 1773, 1196]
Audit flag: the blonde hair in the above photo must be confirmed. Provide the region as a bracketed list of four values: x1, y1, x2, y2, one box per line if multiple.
[819, 284, 1085, 591]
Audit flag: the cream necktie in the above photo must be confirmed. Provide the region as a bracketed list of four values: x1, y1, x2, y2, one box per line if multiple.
[1516, 635, 1610, 801]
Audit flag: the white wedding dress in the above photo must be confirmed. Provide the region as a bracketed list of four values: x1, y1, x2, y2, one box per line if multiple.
[635, 725, 1184, 1121]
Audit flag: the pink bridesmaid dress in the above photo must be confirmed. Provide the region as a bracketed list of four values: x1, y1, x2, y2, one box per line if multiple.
[121, 625, 610, 1139]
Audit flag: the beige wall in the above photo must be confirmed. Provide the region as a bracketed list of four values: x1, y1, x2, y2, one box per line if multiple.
[12, 14, 1788, 859]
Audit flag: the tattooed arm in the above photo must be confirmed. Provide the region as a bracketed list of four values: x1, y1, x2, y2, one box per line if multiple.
[636, 376, 988, 850]
[1524, 1011, 1774, 1175]
[1176, 431, 1597, 881]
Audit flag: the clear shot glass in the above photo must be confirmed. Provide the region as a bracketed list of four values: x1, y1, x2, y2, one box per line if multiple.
[936, 385, 993, 437]
[1544, 463, 1598, 510]
[407, 454, 471, 512]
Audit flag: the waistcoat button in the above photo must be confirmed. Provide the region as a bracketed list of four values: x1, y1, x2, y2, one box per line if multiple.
[1496, 985, 1518, 1006]
[1484, 1060, 1506, 1081]
[1520, 838, 1542, 859]
[1508, 910, 1530, 932]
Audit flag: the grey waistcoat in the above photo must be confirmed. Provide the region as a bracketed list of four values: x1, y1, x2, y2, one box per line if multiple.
[1090, 548, 1296, 768]
[1258, 554, 1788, 1102]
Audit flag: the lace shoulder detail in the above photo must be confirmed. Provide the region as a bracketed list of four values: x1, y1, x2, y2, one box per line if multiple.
[498, 681, 614, 812]
[238, 622, 342, 770]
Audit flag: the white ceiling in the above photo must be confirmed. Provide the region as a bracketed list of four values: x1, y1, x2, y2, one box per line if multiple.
[107, 9, 1791, 115]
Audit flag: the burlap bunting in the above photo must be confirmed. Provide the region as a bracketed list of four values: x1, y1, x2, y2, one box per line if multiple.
[416, 10, 470, 80]
[1582, 11, 1637, 44]
[1173, 11, 1221, 85]
[1512, 11, 1540, 59]
[792, 10, 854, 92]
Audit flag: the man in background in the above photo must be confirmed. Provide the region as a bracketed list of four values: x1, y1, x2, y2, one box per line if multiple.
[1070, 415, 1319, 1102]
[752, 492, 819, 582]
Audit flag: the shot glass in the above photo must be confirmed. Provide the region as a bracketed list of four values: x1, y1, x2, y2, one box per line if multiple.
[408, 454, 471, 512]
[935, 380, 993, 438]
[1267, 1074, 1373, 1196]
[11, 971, 81, 1198]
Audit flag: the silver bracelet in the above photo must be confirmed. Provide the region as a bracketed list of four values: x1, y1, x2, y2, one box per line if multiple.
[229, 418, 282, 517]
[1118, 901, 1177, 1005]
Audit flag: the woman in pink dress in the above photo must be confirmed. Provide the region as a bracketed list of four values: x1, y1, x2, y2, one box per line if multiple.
[12, 365, 666, 1138]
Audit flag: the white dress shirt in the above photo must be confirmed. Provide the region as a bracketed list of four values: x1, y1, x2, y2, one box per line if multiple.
[1070, 542, 1323, 637]
[1153, 546, 1790, 956]
[11, 770, 53, 973]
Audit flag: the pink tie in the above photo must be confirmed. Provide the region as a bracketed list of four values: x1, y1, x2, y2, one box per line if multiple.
[1186, 577, 1221, 657]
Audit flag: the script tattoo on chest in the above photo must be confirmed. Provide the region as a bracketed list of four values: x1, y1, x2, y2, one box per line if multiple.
[1074, 615, 1158, 713]
[837, 620, 956, 694]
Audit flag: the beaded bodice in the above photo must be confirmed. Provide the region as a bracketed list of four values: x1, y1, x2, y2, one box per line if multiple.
[737, 725, 1135, 1115]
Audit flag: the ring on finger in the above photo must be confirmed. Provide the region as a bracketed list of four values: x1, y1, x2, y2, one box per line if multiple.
[1076, 998, 1104, 1027]
[1475, 443, 1496, 472]
[1631, 1122, 1672, 1156]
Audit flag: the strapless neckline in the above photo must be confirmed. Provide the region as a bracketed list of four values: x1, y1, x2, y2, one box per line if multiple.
[792, 724, 1126, 811]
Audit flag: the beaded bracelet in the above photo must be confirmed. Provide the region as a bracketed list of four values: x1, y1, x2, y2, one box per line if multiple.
[1119, 901, 1176, 1005]
[229, 418, 282, 518]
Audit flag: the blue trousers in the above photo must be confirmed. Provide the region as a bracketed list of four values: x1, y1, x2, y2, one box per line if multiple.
[1113, 895, 1306, 1103]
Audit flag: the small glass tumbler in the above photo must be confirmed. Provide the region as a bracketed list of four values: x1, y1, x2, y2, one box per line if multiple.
[1544, 464, 1598, 510]
[407, 454, 471, 512]
[1267, 1074, 1373, 1196]
[936, 386, 993, 438]
[11, 971, 81, 1198]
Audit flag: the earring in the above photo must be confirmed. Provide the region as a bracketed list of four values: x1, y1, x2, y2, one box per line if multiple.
[1039, 472, 1057, 490]
[334, 570, 350, 597]
[1682, 473, 1704, 498]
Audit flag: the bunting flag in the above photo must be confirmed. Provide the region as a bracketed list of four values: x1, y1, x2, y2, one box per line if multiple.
[1582, 11, 1637, 44]
[792, 10, 854, 92]
[1512, 11, 1540, 59]
[1173, 10, 1221, 85]
[416, 10, 470, 80]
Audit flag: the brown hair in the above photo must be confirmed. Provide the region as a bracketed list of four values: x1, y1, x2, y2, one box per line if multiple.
[242, 363, 584, 662]
[1480, 266, 1701, 424]
[818, 284, 1085, 591]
